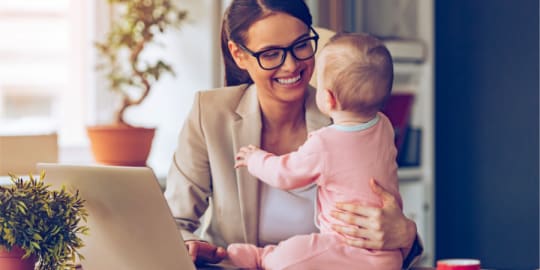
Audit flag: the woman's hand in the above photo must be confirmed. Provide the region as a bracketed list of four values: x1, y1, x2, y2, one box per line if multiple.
[330, 179, 416, 254]
[185, 240, 227, 265]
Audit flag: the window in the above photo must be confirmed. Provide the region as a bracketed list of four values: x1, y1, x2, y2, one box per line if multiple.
[0, 0, 92, 146]
[0, 1, 223, 171]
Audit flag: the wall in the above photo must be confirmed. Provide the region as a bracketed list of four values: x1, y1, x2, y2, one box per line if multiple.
[435, 1, 539, 269]
[114, 0, 223, 178]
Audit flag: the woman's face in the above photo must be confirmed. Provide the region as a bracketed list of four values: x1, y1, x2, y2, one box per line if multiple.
[230, 13, 315, 104]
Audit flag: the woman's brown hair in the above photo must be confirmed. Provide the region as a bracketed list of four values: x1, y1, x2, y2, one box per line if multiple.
[221, 0, 312, 86]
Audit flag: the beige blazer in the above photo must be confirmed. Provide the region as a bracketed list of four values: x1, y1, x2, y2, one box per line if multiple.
[164, 84, 331, 247]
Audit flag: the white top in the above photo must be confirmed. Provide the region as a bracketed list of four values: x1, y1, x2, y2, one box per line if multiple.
[258, 182, 319, 245]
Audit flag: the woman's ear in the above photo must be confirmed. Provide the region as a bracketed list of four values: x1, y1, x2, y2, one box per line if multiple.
[228, 41, 247, 70]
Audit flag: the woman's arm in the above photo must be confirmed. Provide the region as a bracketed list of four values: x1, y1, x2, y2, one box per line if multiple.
[164, 92, 212, 242]
[164, 93, 230, 263]
[330, 179, 423, 268]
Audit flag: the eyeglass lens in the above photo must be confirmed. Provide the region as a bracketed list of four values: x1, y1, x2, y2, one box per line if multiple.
[258, 38, 317, 70]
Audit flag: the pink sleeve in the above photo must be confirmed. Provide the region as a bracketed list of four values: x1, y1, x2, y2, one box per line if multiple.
[246, 135, 325, 190]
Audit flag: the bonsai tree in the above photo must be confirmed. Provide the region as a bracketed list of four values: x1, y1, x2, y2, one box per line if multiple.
[95, 0, 188, 126]
[0, 172, 89, 270]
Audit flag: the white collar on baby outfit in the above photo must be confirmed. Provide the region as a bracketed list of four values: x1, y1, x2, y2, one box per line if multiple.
[329, 113, 380, 132]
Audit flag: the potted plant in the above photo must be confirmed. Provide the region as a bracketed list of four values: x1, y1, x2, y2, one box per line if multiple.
[0, 173, 89, 270]
[89, 0, 188, 166]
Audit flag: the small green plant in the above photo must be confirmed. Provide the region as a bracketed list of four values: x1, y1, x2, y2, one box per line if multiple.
[95, 0, 188, 126]
[0, 172, 89, 270]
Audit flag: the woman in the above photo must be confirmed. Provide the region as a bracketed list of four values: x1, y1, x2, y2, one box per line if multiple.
[164, 0, 422, 268]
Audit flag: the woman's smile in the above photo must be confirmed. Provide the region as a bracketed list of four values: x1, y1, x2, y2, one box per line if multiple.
[274, 72, 302, 86]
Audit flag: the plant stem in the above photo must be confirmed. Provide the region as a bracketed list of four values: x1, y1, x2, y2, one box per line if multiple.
[116, 27, 153, 126]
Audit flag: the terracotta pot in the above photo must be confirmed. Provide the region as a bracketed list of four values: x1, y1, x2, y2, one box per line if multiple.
[87, 125, 156, 166]
[0, 246, 37, 270]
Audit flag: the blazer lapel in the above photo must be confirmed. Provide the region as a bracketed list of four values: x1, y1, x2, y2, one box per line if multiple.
[232, 85, 261, 244]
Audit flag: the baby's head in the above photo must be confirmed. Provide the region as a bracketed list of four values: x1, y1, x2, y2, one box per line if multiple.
[316, 33, 393, 117]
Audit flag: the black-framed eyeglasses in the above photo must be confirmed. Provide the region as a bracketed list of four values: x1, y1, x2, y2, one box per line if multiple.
[237, 26, 319, 70]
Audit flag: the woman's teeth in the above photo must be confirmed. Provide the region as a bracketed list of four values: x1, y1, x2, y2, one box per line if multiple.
[276, 75, 301, 85]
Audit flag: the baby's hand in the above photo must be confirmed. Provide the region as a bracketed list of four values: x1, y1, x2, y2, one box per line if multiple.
[234, 144, 259, 168]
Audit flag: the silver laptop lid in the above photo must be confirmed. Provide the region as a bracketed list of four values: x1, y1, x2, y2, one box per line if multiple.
[36, 163, 195, 270]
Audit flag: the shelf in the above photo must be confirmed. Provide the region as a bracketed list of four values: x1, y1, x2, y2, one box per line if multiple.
[383, 39, 426, 63]
[398, 167, 423, 180]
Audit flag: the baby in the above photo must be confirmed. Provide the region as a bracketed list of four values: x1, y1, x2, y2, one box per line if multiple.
[228, 33, 403, 270]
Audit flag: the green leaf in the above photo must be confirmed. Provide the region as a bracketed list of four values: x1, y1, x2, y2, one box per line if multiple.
[30, 241, 40, 250]
[16, 205, 26, 215]
[0, 171, 90, 270]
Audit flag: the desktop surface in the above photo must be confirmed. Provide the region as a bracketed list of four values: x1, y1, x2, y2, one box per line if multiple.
[76, 264, 438, 270]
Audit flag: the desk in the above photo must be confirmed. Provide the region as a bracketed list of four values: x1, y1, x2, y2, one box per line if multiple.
[197, 263, 436, 270]
[76, 263, 437, 269]
[196, 263, 437, 270]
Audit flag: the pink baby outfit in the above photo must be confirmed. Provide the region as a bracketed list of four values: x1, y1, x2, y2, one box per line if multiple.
[227, 112, 403, 270]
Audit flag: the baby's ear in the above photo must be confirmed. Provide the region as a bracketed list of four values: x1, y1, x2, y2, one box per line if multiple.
[325, 88, 338, 110]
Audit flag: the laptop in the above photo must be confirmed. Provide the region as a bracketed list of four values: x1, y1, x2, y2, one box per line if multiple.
[36, 163, 196, 270]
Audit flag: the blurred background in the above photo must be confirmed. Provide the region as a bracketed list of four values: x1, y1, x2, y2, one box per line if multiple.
[0, 0, 537, 268]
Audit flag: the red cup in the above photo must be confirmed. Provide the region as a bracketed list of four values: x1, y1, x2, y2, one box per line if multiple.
[437, 259, 481, 270]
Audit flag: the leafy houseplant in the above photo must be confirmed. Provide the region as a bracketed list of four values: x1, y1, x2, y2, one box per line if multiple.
[0, 173, 89, 270]
[88, 0, 188, 166]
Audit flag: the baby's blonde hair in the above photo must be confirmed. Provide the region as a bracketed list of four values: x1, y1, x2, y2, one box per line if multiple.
[318, 33, 393, 115]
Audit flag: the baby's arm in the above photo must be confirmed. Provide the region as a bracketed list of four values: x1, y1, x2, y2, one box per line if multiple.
[234, 138, 324, 190]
